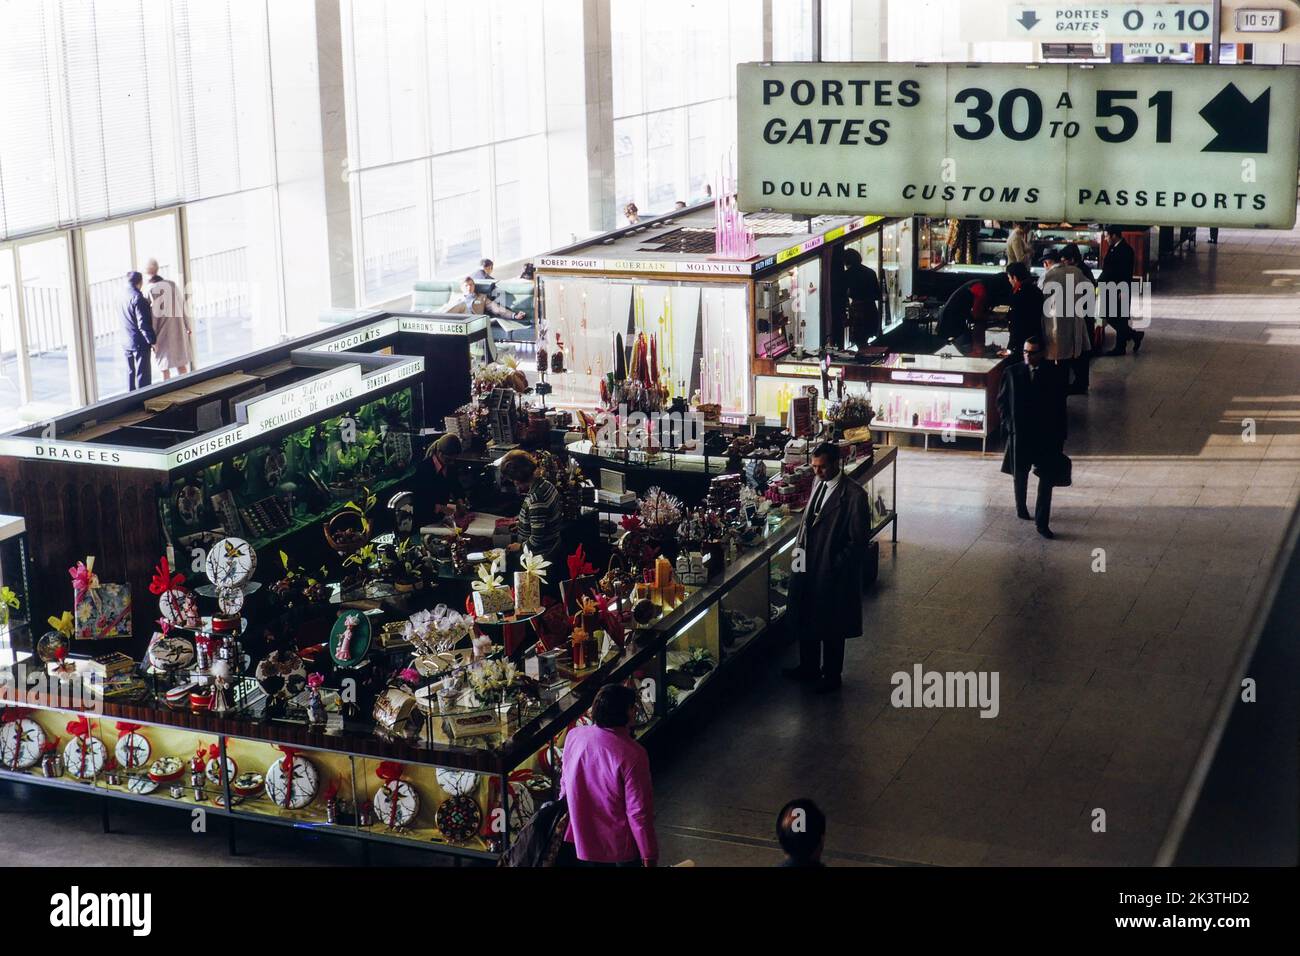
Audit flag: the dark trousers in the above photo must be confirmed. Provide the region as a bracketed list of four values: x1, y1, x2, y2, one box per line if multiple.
[1014, 465, 1054, 530]
[799, 632, 846, 681]
[1106, 311, 1138, 351]
[126, 349, 152, 391]
[849, 301, 880, 346]
[1209, 227, 1219, 243]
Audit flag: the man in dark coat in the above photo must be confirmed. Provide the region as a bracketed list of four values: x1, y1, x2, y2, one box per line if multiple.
[781, 441, 870, 692]
[119, 271, 156, 391]
[843, 248, 881, 347]
[1003, 262, 1044, 361]
[1100, 225, 1141, 355]
[998, 336, 1068, 538]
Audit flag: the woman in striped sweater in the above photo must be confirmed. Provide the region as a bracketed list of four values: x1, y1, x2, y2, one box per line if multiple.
[501, 450, 563, 565]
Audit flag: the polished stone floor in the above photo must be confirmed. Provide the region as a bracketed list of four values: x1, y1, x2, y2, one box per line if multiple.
[653, 222, 1300, 866]
[2, 224, 1296, 868]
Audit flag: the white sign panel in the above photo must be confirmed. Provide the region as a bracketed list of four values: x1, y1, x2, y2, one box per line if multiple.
[1010, 4, 1213, 38]
[242, 365, 363, 433]
[1235, 8, 1284, 31]
[1123, 40, 1185, 55]
[737, 62, 1300, 228]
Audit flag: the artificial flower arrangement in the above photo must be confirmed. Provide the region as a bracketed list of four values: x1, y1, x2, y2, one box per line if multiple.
[404, 605, 474, 656]
[826, 394, 875, 436]
[471, 355, 528, 397]
[638, 486, 683, 530]
[466, 655, 523, 707]
[470, 555, 514, 618]
[0, 585, 20, 630]
[269, 550, 329, 608]
[514, 546, 550, 615]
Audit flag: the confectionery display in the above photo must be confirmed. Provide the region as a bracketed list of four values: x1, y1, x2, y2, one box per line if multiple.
[0, 307, 899, 862]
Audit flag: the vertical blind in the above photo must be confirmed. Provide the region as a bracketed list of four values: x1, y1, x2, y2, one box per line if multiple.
[0, 0, 274, 241]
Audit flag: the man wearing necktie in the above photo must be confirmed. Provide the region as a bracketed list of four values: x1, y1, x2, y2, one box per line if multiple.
[782, 442, 871, 693]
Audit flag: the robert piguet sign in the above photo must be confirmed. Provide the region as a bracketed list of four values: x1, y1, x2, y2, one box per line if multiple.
[737, 62, 1300, 228]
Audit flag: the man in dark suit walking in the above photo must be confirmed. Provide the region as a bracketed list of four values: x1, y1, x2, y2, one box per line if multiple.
[998, 336, 1068, 538]
[1100, 225, 1142, 355]
[781, 442, 870, 692]
[119, 271, 156, 391]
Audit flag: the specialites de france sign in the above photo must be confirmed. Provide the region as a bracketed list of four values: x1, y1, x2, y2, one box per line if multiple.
[737, 62, 1300, 228]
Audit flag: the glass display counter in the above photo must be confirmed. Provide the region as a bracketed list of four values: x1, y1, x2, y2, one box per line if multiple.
[862, 354, 1008, 454]
[0, 447, 899, 863]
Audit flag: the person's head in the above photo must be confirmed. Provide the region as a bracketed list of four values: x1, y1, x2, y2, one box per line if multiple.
[592, 683, 637, 730]
[810, 441, 841, 482]
[429, 433, 462, 470]
[499, 449, 539, 493]
[127, 270, 143, 289]
[1105, 224, 1124, 240]
[1060, 244, 1082, 266]
[461, 276, 476, 296]
[843, 248, 863, 267]
[1023, 334, 1044, 368]
[479, 258, 494, 276]
[624, 202, 639, 223]
[144, 258, 159, 278]
[1006, 261, 1032, 291]
[776, 798, 826, 864]
[674, 200, 686, 209]
[520, 262, 535, 280]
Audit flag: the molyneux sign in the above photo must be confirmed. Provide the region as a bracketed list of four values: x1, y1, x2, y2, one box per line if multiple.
[737, 62, 1300, 229]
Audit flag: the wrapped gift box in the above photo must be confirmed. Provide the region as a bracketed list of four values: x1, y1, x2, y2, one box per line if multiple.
[473, 586, 514, 617]
[74, 584, 132, 640]
[514, 572, 541, 615]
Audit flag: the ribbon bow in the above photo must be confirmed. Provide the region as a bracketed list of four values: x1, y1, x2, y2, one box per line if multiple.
[519, 546, 551, 582]
[65, 717, 95, 738]
[192, 745, 208, 771]
[275, 745, 300, 775]
[375, 761, 403, 784]
[1, 708, 32, 724]
[567, 545, 595, 580]
[619, 514, 643, 532]
[48, 613, 74, 638]
[472, 561, 504, 593]
[69, 558, 99, 599]
[115, 722, 142, 734]
[148, 557, 186, 596]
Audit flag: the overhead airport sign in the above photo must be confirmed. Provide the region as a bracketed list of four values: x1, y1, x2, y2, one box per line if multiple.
[737, 62, 1300, 229]
[1010, 4, 1213, 38]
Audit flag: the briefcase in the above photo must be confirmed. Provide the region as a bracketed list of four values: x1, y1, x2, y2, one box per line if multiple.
[1034, 453, 1072, 488]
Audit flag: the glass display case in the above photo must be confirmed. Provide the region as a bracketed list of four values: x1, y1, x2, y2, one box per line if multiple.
[863, 354, 1008, 453]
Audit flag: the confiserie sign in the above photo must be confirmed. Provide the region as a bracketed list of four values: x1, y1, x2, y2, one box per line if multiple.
[737, 61, 1300, 228]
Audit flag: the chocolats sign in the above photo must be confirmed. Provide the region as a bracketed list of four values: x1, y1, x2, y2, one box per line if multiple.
[737, 62, 1300, 228]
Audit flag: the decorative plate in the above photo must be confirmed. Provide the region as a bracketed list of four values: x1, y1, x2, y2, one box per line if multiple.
[174, 483, 206, 527]
[36, 631, 67, 664]
[329, 611, 372, 669]
[114, 732, 152, 771]
[264, 755, 320, 810]
[158, 587, 195, 625]
[232, 771, 264, 797]
[0, 718, 46, 770]
[64, 736, 108, 780]
[217, 587, 245, 616]
[263, 448, 287, 487]
[147, 632, 196, 671]
[435, 768, 478, 797]
[125, 775, 159, 795]
[147, 756, 185, 783]
[435, 795, 481, 844]
[504, 781, 536, 837]
[374, 779, 421, 829]
[205, 755, 238, 788]
[255, 650, 308, 699]
[205, 537, 257, 589]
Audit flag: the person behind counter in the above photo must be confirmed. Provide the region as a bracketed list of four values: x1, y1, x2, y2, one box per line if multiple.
[416, 433, 465, 524]
[500, 449, 562, 560]
[843, 248, 881, 348]
[1006, 221, 1031, 266]
[1001, 262, 1044, 361]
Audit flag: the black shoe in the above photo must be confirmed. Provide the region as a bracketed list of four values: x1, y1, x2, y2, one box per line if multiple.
[1132, 332, 1144, 354]
[782, 666, 819, 683]
[1016, 508, 1032, 520]
[813, 678, 842, 694]
[1104, 347, 1127, 357]
[1037, 526, 1055, 539]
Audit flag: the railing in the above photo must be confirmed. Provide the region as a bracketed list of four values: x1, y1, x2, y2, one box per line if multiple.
[362, 205, 419, 296]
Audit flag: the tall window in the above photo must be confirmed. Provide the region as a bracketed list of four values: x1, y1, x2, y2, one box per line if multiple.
[342, 0, 552, 303]
[611, 0, 762, 220]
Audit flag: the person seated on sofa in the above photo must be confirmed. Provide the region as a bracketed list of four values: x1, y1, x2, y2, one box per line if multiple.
[446, 275, 526, 322]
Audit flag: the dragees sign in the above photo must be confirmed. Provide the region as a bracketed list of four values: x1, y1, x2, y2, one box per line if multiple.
[737, 62, 1300, 228]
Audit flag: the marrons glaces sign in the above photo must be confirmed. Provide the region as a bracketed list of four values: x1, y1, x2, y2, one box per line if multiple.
[737, 62, 1300, 228]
